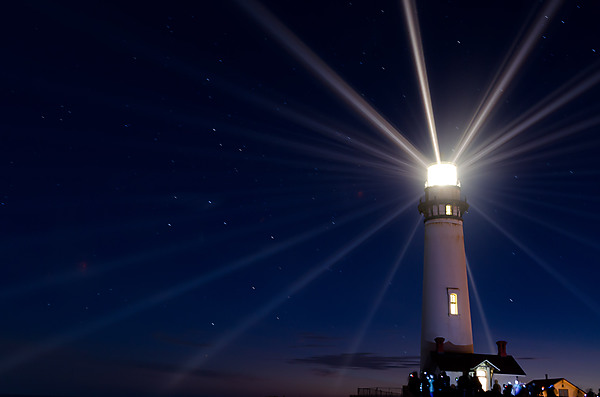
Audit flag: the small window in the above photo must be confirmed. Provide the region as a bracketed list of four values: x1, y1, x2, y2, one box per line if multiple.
[558, 390, 568, 397]
[445, 205, 452, 215]
[449, 292, 458, 315]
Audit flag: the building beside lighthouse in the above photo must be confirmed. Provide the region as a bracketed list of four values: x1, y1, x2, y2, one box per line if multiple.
[417, 163, 524, 388]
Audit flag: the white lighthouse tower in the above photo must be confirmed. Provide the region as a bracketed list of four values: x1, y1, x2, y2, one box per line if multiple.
[418, 163, 473, 371]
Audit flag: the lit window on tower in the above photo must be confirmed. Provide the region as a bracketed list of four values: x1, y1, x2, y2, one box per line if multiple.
[445, 204, 452, 215]
[449, 292, 458, 315]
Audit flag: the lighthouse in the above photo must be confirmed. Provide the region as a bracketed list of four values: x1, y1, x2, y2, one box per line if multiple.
[418, 163, 473, 371]
[352, 163, 525, 395]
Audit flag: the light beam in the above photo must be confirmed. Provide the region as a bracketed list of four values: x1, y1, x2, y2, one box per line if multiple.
[401, 0, 441, 164]
[452, 0, 563, 163]
[166, 199, 418, 388]
[237, 0, 428, 168]
[481, 196, 600, 252]
[333, 216, 421, 386]
[472, 113, 600, 169]
[0, 197, 400, 374]
[466, 259, 496, 354]
[473, 204, 600, 318]
[462, 68, 600, 168]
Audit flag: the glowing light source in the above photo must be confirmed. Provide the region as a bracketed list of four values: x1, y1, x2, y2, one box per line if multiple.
[426, 163, 458, 187]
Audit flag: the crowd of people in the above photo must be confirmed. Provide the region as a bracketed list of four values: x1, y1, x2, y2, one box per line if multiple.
[405, 371, 547, 397]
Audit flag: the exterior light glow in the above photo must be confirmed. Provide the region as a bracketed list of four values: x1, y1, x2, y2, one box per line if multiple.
[426, 163, 458, 187]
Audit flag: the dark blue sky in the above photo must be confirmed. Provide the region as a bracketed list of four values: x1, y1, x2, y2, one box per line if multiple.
[1, 1, 600, 396]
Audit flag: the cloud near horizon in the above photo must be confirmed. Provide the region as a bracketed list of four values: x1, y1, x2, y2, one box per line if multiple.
[128, 360, 260, 382]
[291, 352, 420, 370]
[290, 331, 343, 348]
[152, 331, 212, 348]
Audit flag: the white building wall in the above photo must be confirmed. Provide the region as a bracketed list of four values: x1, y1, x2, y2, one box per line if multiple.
[542, 380, 586, 397]
[421, 217, 473, 365]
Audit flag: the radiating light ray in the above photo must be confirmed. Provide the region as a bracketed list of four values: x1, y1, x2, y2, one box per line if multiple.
[485, 189, 600, 222]
[13, 73, 412, 178]
[191, 74, 420, 173]
[466, 259, 495, 354]
[472, 114, 600, 169]
[401, 0, 440, 164]
[452, 0, 563, 163]
[187, 83, 417, 174]
[496, 185, 600, 204]
[469, 140, 600, 178]
[0, 190, 349, 300]
[458, 126, 600, 181]
[166, 199, 418, 388]
[20, 1, 418, 179]
[480, 196, 600, 252]
[0, 136, 418, 301]
[273, 105, 421, 172]
[0, 196, 403, 373]
[333, 216, 421, 386]
[235, 125, 419, 177]
[190, 121, 422, 180]
[472, 204, 600, 318]
[463, 68, 600, 168]
[0, 232, 214, 301]
[28, 2, 419, 176]
[0, 237, 314, 373]
[29, 0, 427, 173]
[237, 0, 428, 168]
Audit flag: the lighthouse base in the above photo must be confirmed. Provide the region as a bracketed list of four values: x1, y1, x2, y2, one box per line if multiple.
[421, 339, 473, 372]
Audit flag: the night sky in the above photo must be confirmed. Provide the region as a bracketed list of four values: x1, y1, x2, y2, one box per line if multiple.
[2, 1, 600, 396]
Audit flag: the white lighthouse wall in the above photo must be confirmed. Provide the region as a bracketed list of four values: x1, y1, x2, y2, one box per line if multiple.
[421, 217, 473, 359]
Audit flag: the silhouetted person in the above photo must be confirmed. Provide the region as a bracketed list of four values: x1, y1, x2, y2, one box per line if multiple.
[458, 371, 470, 397]
[492, 380, 502, 397]
[516, 385, 529, 397]
[428, 375, 436, 397]
[408, 371, 421, 397]
[528, 383, 541, 397]
[503, 384, 513, 397]
[421, 373, 431, 397]
[435, 372, 450, 397]
[440, 372, 451, 390]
